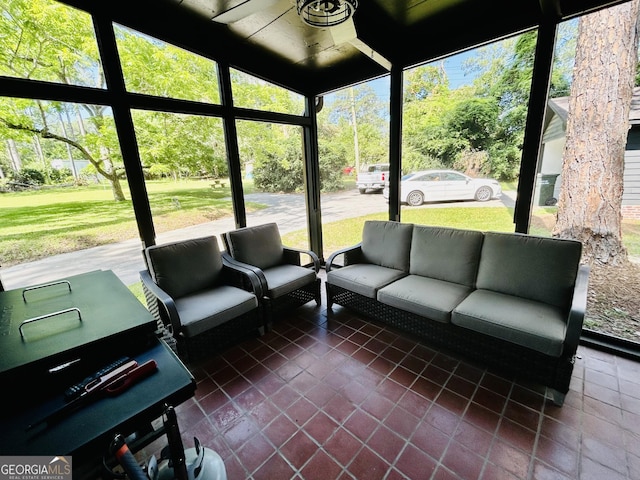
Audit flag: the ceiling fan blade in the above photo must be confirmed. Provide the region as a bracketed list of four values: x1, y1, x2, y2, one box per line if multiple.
[348, 37, 392, 70]
[328, 19, 391, 70]
[212, 0, 282, 24]
[328, 17, 357, 45]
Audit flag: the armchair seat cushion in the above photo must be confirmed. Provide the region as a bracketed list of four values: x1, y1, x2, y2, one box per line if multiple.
[377, 275, 472, 323]
[452, 289, 566, 356]
[327, 264, 407, 299]
[176, 285, 259, 338]
[263, 264, 318, 299]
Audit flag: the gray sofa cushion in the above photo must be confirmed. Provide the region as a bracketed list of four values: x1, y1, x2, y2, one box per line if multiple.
[361, 220, 413, 271]
[176, 285, 258, 337]
[452, 289, 567, 356]
[226, 223, 284, 270]
[409, 226, 484, 287]
[327, 264, 407, 299]
[146, 236, 223, 299]
[377, 275, 473, 323]
[262, 264, 317, 298]
[476, 232, 582, 309]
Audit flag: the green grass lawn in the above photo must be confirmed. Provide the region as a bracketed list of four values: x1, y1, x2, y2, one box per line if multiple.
[0, 179, 265, 267]
[284, 205, 639, 259]
[301, 207, 518, 255]
[2, 180, 639, 271]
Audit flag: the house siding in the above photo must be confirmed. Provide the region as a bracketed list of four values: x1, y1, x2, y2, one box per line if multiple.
[542, 95, 640, 220]
[623, 128, 640, 218]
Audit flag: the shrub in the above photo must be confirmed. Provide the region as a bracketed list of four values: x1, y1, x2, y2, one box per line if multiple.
[12, 168, 45, 185]
[48, 167, 74, 184]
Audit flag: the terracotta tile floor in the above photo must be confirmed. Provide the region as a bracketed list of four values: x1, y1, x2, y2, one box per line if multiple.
[162, 290, 640, 480]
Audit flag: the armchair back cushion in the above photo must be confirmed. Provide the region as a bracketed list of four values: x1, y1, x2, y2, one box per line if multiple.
[146, 236, 223, 299]
[362, 221, 413, 271]
[410, 226, 484, 287]
[476, 232, 582, 309]
[225, 223, 284, 270]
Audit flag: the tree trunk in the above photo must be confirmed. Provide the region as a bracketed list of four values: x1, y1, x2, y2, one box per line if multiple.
[7, 139, 21, 172]
[33, 135, 45, 168]
[110, 175, 126, 201]
[60, 107, 79, 179]
[553, 0, 640, 266]
[350, 87, 361, 172]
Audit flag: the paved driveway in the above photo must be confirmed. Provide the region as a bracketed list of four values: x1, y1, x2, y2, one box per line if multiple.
[1, 189, 515, 289]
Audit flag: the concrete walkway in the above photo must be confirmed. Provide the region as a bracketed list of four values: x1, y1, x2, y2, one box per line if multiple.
[1, 190, 516, 290]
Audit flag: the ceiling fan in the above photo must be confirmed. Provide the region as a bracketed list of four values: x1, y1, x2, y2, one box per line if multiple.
[211, 0, 391, 70]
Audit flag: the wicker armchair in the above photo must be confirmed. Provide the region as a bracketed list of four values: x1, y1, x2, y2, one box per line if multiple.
[222, 223, 321, 328]
[140, 236, 263, 361]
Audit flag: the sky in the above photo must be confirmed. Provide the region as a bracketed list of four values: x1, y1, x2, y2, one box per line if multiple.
[325, 48, 480, 104]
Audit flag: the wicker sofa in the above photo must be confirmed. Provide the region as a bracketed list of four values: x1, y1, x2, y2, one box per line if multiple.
[325, 220, 589, 406]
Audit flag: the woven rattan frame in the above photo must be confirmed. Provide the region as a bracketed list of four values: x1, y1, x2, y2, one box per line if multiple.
[142, 280, 178, 353]
[327, 283, 575, 397]
[142, 281, 262, 362]
[265, 278, 321, 327]
[177, 309, 262, 361]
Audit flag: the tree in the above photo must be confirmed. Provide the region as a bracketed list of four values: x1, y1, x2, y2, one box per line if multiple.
[445, 97, 499, 152]
[463, 30, 574, 180]
[326, 85, 388, 172]
[553, 0, 640, 265]
[132, 110, 226, 180]
[401, 70, 462, 172]
[0, 0, 127, 200]
[404, 64, 448, 102]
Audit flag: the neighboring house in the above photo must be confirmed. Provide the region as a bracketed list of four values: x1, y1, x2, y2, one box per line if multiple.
[539, 87, 640, 219]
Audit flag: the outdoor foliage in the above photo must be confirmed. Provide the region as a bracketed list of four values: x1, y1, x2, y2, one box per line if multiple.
[0, 0, 585, 198]
[11, 168, 45, 186]
[252, 135, 304, 193]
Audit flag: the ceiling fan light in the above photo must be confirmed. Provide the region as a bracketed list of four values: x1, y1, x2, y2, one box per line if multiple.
[296, 0, 358, 28]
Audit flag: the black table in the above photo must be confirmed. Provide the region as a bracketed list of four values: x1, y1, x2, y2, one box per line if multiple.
[0, 270, 196, 478]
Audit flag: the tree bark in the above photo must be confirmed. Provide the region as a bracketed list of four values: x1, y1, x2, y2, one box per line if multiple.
[349, 87, 361, 172]
[6, 139, 21, 172]
[0, 117, 126, 201]
[553, 0, 640, 266]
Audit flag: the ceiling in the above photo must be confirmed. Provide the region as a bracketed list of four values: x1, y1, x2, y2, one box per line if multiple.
[65, 0, 626, 96]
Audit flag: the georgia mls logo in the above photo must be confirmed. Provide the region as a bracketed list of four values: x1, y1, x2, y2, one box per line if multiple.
[0, 456, 72, 480]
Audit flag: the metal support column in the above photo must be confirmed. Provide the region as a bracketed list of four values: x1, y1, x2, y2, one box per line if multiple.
[388, 65, 403, 222]
[303, 95, 324, 261]
[217, 63, 247, 229]
[92, 16, 156, 248]
[514, 18, 559, 233]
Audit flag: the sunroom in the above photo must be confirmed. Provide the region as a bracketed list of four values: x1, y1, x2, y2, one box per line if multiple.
[1, 0, 639, 479]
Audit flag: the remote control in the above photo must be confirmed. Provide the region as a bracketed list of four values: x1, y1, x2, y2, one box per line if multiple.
[64, 356, 131, 401]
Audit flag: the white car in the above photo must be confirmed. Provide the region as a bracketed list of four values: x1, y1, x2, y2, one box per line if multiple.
[383, 169, 502, 206]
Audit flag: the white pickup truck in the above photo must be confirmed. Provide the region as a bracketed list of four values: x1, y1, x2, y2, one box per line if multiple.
[356, 163, 390, 194]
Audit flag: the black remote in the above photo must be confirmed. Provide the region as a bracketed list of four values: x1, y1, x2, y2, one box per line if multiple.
[64, 356, 131, 401]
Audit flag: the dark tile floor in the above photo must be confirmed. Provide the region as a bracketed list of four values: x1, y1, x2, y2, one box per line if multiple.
[157, 291, 640, 480]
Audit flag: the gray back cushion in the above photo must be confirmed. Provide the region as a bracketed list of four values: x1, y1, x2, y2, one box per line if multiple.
[226, 223, 284, 270]
[410, 226, 484, 287]
[361, 221, 413, 271]
[146, 236, 223, 299]
[476, 232, 582, 308]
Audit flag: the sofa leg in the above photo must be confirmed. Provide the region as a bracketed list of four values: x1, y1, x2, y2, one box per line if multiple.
[547, 388, 566, 407]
